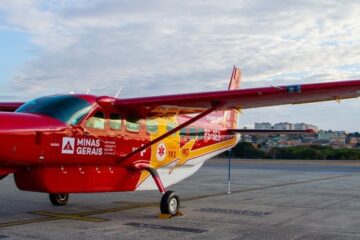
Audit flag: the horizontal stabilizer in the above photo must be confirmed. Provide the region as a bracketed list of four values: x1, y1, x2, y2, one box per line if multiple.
[228, 129, 315, 135]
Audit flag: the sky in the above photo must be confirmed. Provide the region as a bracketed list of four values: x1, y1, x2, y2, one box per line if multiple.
[0, 0, 359, 131]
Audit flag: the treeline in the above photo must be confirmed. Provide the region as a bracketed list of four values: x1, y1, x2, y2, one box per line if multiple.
[221, 142, 360, 160]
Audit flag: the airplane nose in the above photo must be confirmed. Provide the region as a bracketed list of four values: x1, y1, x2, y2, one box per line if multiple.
[0, 112, 66, 132]
[0, 112, 66, 165]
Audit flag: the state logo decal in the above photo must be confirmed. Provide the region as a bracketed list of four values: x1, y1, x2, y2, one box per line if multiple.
[62, 137, 75, 154]
[156, 142, 167, 161]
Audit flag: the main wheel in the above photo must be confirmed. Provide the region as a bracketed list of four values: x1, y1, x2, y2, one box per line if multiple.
[49, 193, 69, 206]
[160, 190, 180, 216]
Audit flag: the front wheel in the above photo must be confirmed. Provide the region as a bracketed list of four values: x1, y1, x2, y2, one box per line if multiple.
[160, 190, 180, 216]
[49, 193, 69, 206]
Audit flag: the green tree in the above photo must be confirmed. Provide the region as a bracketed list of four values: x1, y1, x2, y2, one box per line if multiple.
[230, 142, 265, 159]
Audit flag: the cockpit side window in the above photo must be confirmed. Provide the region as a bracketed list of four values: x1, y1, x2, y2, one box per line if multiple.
[70, 106, 91, 125]
[86, 111, 105, 129]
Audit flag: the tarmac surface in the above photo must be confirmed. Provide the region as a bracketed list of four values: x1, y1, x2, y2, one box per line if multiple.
[2, 159, 360, 239]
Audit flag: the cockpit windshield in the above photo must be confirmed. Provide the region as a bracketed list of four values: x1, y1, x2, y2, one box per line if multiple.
[16, 95, 92, 125]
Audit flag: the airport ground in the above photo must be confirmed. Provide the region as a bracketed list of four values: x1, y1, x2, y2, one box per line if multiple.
[2, 159, 360, 239]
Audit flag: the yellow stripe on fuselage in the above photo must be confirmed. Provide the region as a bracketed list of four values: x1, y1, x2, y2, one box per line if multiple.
[136, 114, 238, 187]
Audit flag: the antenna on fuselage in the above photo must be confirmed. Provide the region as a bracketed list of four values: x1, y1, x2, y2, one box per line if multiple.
[114, 86, 123, 98]
[86, 89, 91, 94]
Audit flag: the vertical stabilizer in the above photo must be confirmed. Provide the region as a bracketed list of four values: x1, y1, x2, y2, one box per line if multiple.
[205, 66, 241, 128]
[228, 66, 241, 90]
[224, 66, 241, 128]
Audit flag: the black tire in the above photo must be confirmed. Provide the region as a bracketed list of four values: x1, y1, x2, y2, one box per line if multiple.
[49, 193, 69, 206]
[160, 190, 180, 216]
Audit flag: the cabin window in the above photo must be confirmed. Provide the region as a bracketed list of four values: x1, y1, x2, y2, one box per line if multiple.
[110, 113, 122, 130]
[197, 128, 204, 140]
[86, 111, 105, 129]
[189, 127, 197, 140]
[146, 120, 158, 134]
[180, 128, 188, 140]
[126, 116, 140, 132]
[167, 122, 177, 136]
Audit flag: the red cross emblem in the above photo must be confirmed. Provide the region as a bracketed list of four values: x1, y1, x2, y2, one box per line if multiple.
[156, 143, 166, 161]
[158, 145, 165, 157]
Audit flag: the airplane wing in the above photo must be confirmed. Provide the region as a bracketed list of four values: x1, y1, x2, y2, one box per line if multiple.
[0, 102, 24, 112]
[108, 80, 360, 117]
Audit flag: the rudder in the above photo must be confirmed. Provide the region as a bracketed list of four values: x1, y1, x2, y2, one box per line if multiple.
[205, 66, 241, 128]
[228, 66, 241, 90]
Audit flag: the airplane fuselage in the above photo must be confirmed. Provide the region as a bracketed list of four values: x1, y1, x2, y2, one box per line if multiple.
[0, 94, 239, 194]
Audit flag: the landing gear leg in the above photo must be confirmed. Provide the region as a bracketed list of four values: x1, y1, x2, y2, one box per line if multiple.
[49, 193, 69, 206]
[140, 165, 181, 217]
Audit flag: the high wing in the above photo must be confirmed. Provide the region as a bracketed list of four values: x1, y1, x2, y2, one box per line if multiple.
[106, 80, 360, 117]
[3, 80, 360, 115]
[0, 102, 24, 112]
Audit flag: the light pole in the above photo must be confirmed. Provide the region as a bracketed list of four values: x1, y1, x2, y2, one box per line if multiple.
[227, 149, 232, 194]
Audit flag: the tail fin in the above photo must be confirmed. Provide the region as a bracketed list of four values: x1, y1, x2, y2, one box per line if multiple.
[228, 66, 241, 90]
[205, 66, 241, 128]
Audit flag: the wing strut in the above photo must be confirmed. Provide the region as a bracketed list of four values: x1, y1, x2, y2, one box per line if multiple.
[118, 102, 223, 164]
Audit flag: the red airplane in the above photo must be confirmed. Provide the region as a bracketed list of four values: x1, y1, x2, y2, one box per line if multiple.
[1, 67, 360, 217]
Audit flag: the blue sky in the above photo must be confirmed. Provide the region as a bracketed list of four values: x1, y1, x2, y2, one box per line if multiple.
[0, 0, 359, 131]
[0, 30, 31, 84]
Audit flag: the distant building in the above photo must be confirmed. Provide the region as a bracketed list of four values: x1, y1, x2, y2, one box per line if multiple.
[317, 130, 347, 146]
[294, 123, 319, 132]
[254, 122, 272, 130]
[294, 123, 307, 130]
[273, 122, 293, 130]
[318, 130, 346, 141]
[286, 139, 302, 146]
[241, 135, 253, 143]
[243, 122, 356, 149]
[349, 137, 360, 146]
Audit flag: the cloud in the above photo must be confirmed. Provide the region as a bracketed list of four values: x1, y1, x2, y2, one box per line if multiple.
[0, 0, 360, 130]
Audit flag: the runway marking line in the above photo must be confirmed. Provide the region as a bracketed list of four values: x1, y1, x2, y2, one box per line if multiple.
[124, 222, 207, 233]
[0, 173, 358, 229]
[0, 217, 54, 228]
[31, 211, 108, 222]
[198, 208, 272, 216]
